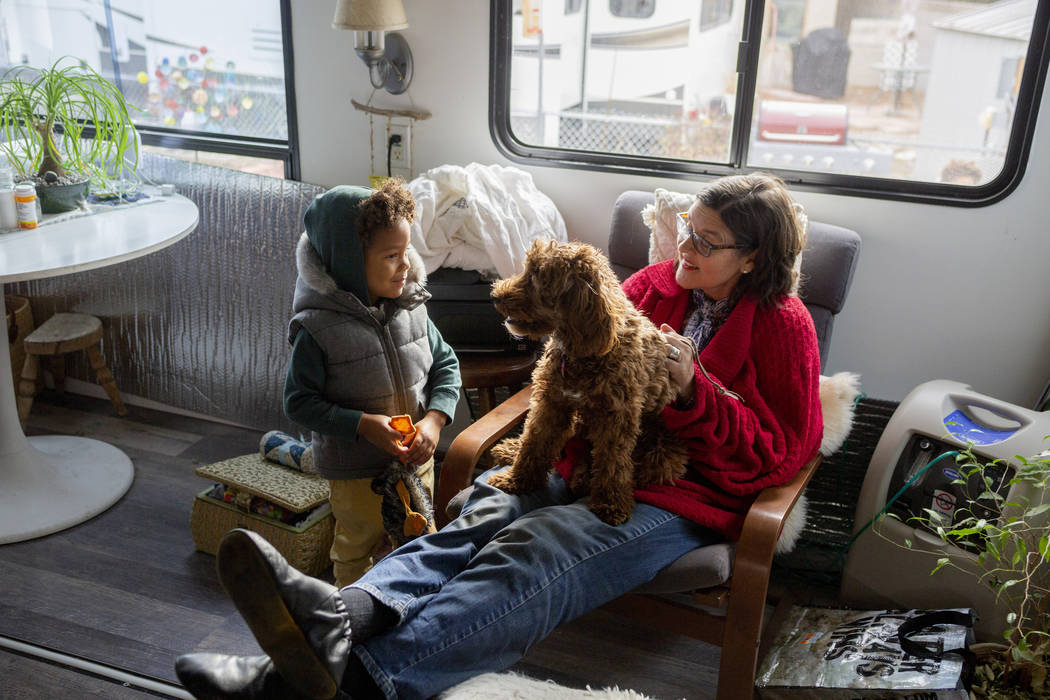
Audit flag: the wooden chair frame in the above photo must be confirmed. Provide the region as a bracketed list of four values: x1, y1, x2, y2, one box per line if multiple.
[435, 385, 821, 700]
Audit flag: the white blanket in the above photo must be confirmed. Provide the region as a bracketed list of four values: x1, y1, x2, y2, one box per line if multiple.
[408, 163, 567, 279]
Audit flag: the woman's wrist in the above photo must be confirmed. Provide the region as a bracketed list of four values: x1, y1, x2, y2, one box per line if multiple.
[674, 380, 696, 409]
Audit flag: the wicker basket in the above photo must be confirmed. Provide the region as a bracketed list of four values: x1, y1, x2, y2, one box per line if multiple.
[190, 490, 334, 576]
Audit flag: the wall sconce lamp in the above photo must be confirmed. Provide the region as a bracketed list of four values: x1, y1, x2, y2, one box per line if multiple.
[333, 0, 413, 95]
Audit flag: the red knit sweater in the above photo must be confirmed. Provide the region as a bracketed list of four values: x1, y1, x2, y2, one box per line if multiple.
[554, 259, 824, 539]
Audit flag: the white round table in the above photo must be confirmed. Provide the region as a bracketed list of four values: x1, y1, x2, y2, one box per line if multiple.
[0, 191, 198, 544]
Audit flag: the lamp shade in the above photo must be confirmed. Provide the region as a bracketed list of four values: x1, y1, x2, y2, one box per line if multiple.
[332, 0, 408, 31]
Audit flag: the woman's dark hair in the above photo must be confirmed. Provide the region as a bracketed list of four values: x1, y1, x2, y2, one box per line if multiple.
[696, 172, 805, 306]
[357, 178, 416, 248]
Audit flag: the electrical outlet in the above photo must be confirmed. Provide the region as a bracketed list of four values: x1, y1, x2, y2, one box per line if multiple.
[388, 124, 410, 170]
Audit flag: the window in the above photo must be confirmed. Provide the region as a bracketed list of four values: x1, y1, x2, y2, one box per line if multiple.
[700, 0, 733, 32]
[610, 0, 655, 20]
[491, 0, 1050, 205]
[0, 0, 298, 179]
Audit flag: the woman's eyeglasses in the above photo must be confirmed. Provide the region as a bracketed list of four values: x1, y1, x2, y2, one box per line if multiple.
[676, 212, 751, 257]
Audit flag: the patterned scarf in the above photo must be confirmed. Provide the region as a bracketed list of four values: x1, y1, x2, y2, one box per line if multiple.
[681, 288, 740, 353]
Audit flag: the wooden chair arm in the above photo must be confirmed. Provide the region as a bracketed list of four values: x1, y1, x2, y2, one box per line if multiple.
[717, 452, 822, 698]
[435, 385, 533, 527]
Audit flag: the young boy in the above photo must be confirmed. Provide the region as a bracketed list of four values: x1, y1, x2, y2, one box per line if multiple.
[283, 179, 460, 587]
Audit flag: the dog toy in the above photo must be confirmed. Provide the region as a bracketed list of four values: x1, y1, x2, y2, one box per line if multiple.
[371, 415, 436, 548]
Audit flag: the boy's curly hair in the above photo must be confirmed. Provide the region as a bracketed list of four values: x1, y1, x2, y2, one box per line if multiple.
[357, 178, 416, 247]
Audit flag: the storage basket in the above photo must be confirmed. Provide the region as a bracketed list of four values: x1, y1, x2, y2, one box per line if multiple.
[5, 295, 33, 387]
[190, 453, 333, 576]
[190, 491, 334, 576]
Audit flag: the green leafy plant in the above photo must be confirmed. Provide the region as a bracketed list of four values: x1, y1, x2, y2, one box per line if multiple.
[0, 56, 140, 190]
[882, 442, 1050, 699]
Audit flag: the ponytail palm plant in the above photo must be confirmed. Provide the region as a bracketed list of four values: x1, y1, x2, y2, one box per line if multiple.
[0, 56, 140, 191]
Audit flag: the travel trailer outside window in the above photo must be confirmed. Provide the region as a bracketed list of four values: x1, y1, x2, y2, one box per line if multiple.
[491, 0, 1050, 205]
[610, 0, 657, 19]
[0, 0, 298, 179]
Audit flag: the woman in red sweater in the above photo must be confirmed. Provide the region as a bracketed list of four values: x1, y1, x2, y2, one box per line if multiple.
[175, 173, 823, 700]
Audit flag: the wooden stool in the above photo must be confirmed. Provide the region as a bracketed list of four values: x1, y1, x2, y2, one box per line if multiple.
[17, 313, 127, 425]
[459, 352, 536, 418]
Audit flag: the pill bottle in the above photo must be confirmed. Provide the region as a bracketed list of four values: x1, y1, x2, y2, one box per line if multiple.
[0, 169, 17, 230]
[15, 183, 38, 229]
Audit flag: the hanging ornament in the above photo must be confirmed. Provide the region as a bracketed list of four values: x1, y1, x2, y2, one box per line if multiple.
[192, 88, 208, 105]
[137, 71, 149, 84]
[154, 68, 164, 79]
[200, 46, 209, 55]
[204, 58, 216, 71]
[226, 103, 238, 117]
[209, 105, 222, 119]
[178, 55, 188, 68]
[189, 53, 199, 63]
[240, 96, 253, 110]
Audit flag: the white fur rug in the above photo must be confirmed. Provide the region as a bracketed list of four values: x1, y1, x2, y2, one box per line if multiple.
[439, 672, 657, 699]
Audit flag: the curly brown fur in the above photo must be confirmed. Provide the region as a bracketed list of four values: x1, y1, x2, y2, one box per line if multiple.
[487, 240, 688, 525]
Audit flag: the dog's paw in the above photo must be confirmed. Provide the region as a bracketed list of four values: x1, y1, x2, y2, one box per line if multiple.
[490, 436, 522, 466]
[590, 501, 631, 526]
[487, 469, 540, 494]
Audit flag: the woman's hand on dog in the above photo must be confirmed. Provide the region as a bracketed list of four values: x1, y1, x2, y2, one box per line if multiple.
[660, 324, 696, 406]
[358, 413, 411, 460]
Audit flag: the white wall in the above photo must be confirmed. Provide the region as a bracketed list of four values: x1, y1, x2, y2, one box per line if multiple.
[291, 0, 1050, 408]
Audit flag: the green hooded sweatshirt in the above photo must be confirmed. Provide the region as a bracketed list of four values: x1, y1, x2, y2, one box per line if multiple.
[283, 185, 460, 480]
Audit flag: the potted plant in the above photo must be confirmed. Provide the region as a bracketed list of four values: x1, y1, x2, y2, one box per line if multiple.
[883, 443, 1049, 699]
[0, 56, 140, 213]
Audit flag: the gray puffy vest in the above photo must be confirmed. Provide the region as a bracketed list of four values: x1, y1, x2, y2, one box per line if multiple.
[289, 237, 434, 480]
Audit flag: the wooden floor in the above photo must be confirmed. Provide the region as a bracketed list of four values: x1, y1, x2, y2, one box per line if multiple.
[2, 390, 726, 699]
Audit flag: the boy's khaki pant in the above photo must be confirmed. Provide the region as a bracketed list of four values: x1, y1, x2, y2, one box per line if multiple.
[328, 457, 435, 589]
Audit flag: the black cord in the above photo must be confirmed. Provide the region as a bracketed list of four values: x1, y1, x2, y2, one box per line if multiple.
[387, 134, 402, 177]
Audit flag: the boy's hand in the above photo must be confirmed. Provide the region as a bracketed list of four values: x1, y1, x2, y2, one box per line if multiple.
[358, 413, 411, 460]
[402, 410, 447, 466]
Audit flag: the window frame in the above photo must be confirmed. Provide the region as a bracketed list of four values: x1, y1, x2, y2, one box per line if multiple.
[488, 0, 1050, 207]
[124, 0, 301, 179]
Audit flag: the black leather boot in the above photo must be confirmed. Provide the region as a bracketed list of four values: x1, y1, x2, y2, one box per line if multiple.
[174, 653, 307, 699]
[216, 529, 352, 700]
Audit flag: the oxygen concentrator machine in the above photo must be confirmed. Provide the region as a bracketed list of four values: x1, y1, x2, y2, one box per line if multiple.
[840, 380, 1050, 641]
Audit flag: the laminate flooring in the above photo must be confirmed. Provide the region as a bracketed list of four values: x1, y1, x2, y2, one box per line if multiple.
[2, 390, 728, 699]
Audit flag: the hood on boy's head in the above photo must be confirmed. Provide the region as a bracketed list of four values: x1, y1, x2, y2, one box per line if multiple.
[303, 185, 372, 302]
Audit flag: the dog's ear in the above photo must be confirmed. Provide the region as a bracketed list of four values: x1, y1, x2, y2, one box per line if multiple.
[561, 248, 622, 357]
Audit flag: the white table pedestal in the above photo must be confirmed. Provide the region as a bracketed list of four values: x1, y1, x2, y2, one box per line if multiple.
[0, 191, 197, 544]
[0, 294, 133, 544]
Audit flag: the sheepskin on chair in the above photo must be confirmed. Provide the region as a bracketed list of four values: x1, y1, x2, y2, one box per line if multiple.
[487, 239, 689, 525]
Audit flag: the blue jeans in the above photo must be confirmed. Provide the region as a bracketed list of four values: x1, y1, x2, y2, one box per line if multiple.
[348, 467, 720, 700]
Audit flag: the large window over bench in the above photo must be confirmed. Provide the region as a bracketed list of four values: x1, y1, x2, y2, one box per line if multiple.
[491, 0, 1050, 206]
[0, 0, 299, 179]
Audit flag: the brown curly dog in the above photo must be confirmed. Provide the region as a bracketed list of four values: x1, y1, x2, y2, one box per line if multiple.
[487, 239, 688, 525]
